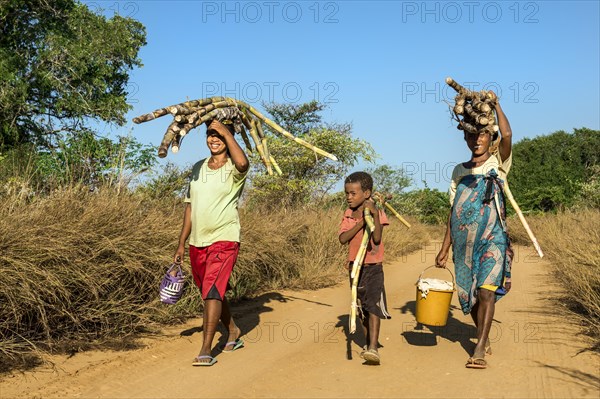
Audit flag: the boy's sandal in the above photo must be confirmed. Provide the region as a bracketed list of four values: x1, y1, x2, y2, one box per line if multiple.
[362, 349, 381, 365]
[192, 355, 217, 367]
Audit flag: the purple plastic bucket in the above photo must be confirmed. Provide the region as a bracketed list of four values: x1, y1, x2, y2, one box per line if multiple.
[159, 264, 186, 304]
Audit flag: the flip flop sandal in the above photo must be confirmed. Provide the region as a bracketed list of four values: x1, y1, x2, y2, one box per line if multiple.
[192, 355, 217, 367]
[222, 338, 244, 352]
[362, 349, 381, 365]
[465, 357, 487, 369]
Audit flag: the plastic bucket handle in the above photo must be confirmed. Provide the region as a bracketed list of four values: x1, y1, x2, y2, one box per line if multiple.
[418, 265, 456, 291]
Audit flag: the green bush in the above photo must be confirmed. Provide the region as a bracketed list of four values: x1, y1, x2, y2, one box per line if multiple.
[510, 128, 600, 211]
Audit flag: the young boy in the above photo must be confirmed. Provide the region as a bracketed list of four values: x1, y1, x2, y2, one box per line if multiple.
[339, 171, 390, 365]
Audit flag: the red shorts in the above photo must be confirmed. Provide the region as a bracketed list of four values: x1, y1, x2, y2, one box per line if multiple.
[189, 241, 240, 300]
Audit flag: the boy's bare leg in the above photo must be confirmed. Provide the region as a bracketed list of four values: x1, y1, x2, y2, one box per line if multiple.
[361, 314, 370, 347]
[197, 299, 221, 362]
[368, 313, 380, 350]
[472, 289, 495, 359]
[220, 297, 241, 350]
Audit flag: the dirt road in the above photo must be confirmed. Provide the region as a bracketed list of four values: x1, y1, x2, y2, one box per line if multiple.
[2, 243, 599, 398]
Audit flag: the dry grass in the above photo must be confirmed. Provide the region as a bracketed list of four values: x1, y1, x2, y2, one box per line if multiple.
[0, 189, 429, 371]
[0, 187, 184, 371]
[509, 209, 600, 350]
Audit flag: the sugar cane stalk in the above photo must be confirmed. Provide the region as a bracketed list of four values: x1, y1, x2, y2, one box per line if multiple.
[372, 192, 411, 228]
[238, 126, 254, 153]
[255, 120, 274, 174]
[502, 182, 544, 258]
[252, 119, 273, 175]
[237, 100, 338, 161]
[350, 208, 375, 334]
[269, 155, 283, 176]
[384, 202, 411, 228]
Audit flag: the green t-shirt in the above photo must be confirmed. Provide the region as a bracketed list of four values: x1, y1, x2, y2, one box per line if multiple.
[184, 158, 247, 247]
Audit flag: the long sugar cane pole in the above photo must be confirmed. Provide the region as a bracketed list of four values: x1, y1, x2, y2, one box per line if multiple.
[240, 110, 271, 174]
[239, 126, 254, 153]
[502, 182, 544, 258]
[269, 155, 283, 176]
[158, 121, 183, 157]
[373, 192, 411, 228]
[132, 107, 171, 124]
[252, 119, 273, 175]
[236, 100, 338, 161]
[445, 77, 466, 94]
[350, 208, 375, 334]
[383, 202, 412, 228]
[254, 120, 274, 173]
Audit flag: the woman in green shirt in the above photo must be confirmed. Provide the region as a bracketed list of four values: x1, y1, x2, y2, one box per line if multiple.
[174, 119, 249, 367]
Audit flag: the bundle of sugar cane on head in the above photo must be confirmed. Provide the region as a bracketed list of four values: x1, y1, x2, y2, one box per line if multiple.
[446, 77, 501, 152]
[132, 96, 338, 175]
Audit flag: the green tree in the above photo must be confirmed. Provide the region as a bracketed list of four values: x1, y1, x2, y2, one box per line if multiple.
[0, 132, 156, 195]
[396, 186, 450, 225]
[510, 128, 600, 211]
[0, 0, 146, 149]
[246, 101, 376, 207]
[366, 164, 412, 195]
[265, 101, 325, 137]
[574, 165, 600, 210]
[135, 162, 189, 201]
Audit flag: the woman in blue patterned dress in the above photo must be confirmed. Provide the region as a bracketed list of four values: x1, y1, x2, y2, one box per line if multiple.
[436, 97, 514, 369]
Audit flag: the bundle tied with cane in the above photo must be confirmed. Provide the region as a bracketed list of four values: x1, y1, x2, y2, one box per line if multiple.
[446, 77, 543, 258]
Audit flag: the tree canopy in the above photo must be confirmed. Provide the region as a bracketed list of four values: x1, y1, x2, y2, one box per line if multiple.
[246, 101, 376, 207]
[0, 0, 146, 149]
[510, 128, 600, 211]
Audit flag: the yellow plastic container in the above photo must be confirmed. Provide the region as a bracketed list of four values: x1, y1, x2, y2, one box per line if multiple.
[415, 266, 455, 326]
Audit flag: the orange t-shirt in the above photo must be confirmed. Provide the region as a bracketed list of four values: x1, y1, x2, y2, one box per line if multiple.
[339, 208, 389, 264]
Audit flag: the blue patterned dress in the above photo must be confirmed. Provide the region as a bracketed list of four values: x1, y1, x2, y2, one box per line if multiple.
[451, 168, 514, 315]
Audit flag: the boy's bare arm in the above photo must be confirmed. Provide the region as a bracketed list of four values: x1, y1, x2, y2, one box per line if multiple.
[495, 101, 513, 161]
[339, 218, 365, 244]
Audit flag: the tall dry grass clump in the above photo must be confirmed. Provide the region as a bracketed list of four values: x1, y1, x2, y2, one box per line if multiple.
[0, 188, 429, 371]
[509, 209, 600, 349]
[0, 187, 185, 370]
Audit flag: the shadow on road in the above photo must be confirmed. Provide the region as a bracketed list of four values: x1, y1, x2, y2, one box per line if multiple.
[179, 292, 332, 358]
[534, 361, 600, 391]
[335, 314, 385, 363]
[397, 300, 477, 355]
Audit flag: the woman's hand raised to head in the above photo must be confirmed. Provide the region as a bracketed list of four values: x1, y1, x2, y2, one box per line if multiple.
[206, 119, 232, 137]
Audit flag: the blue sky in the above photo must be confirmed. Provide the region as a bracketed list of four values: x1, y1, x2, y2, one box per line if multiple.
[86, 0, 600, 190]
